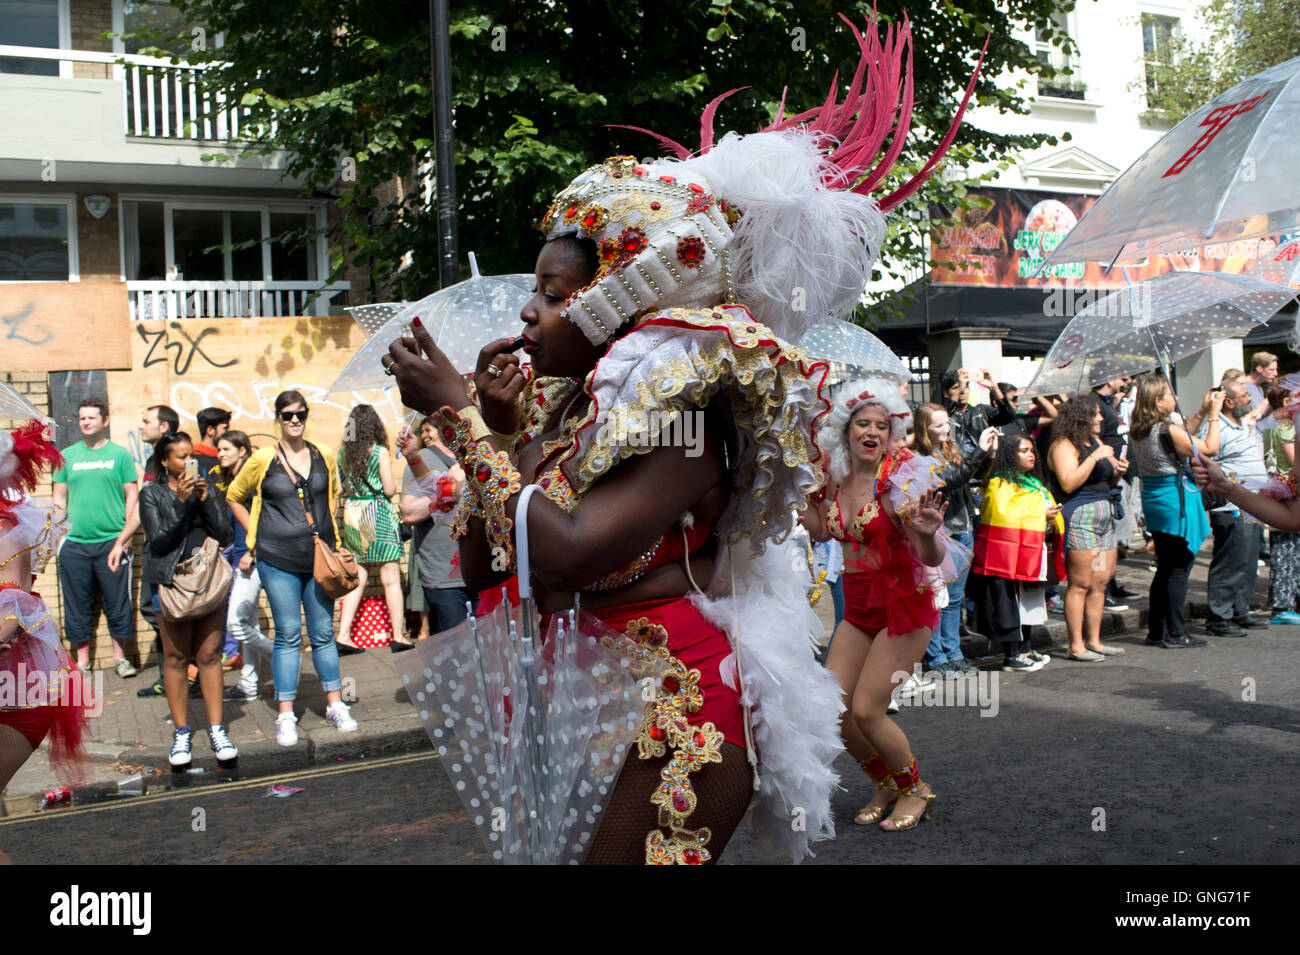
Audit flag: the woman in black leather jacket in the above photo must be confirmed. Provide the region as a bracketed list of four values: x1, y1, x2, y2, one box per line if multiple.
[914, 403, 997, 674]
[140, 431, 235, 767]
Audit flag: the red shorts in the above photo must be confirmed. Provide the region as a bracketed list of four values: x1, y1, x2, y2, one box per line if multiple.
[841, 571, 939, 637]
[552, 595, 746, 749]
[0, 706, 53, 751]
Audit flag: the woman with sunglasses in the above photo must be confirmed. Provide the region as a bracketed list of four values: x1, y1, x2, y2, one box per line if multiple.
[225, 391, 358, 745]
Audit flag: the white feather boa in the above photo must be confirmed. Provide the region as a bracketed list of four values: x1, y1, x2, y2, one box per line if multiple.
[692, 534, 845, 864]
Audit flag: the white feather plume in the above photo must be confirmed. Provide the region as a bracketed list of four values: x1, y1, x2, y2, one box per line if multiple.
[674, 130, 887, 343]
[692, 535, 845, 864]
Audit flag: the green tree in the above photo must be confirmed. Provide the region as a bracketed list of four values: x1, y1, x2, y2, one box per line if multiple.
[128, 0, 1075, 313]
[1139, 0, 1300, 124]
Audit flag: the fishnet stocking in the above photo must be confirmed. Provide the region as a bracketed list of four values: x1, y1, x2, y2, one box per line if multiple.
[584, 741, 753, 865]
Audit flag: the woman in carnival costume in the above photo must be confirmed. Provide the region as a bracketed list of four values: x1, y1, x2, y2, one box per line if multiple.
[0, 420, 94, 852]
[801, 382, 968, 832]
[384, 13, 981, 863]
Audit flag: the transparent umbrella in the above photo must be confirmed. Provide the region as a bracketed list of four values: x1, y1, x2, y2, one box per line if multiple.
[330, 253, 534, 393]
[798, 319, 912, 385]
[394, 487, 663, 864]
[1021, 271, 1297, 399]
[1042, 55, 1300, 269]
[0, 379, 51, 427]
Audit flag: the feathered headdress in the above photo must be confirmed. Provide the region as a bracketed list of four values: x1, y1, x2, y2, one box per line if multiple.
[541, 10, 986, 346]
[820, 377, 912, 482]
[0, 419, 63, 499]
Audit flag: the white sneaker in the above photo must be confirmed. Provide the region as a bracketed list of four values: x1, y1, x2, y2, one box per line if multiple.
[169, 726, 193, 766]
[895, 672, 936, 699]
[275, 712, 298, 747]
[887, 698, 901, 714]
[325, 702, 358, 733]
[207, 724, 238, 761]
[1027, 650, 1051, 667]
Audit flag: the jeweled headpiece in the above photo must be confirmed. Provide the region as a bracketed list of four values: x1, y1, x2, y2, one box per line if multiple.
[540, 11, 985, 347]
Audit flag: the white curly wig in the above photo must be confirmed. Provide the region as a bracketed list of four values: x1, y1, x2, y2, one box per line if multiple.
[820, 377, 912, 482]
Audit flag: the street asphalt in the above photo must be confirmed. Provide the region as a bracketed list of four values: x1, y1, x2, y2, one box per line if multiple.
[3, 549, 1296, 866]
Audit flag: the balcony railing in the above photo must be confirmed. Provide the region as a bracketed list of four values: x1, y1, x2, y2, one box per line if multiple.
[0, 45, 268, 142]
[127, 281, 350, 320]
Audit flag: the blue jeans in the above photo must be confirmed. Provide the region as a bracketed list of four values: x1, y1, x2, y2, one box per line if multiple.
[259, 560, 340, 702]
[925, 531, 972, 666]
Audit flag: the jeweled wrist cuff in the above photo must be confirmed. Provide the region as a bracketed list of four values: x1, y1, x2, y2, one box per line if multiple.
[433, 404, 492, 455]
[435, 404, 520, 569]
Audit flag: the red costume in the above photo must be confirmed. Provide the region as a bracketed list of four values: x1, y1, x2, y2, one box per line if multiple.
[0, 421, 93, 784]
[829, 451, 941, 637]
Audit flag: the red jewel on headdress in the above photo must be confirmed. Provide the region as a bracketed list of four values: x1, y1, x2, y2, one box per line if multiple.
[659, 174, 676, 183]
[618, 227, 646, 254]
[676, 235, 706, 268]
[633, 165, 647, 176]
[650, 201, 661, 210]
[688, 183, 704, 193]
[686, 194, 713, 215]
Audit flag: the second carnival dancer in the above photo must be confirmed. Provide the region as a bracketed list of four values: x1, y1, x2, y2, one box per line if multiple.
[801, 384, 968, 831]
[0, 419, 93, 862]
[384, 12, 981, 863]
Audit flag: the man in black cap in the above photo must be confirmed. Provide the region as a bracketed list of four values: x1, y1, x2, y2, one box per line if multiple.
[937, 367, 1016, 461]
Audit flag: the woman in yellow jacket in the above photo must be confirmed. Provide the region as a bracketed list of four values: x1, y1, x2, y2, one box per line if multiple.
[225, 390, 358, 746]
[967, 433, 1065, 672]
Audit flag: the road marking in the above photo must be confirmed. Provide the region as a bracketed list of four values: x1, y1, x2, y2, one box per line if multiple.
[0, 750, 440, 827]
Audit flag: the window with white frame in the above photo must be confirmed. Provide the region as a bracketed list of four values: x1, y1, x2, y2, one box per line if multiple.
[1034, 11, 1084, 99]
[0, 199, 74, 281]
[1142, 14, 1180, 99]
[121, 199, 323, 283]
[0, 0, 62, 76]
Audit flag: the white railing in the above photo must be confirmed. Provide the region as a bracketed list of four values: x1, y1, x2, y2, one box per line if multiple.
[127, 281, 350, 319]
[0, 45, 270, 142]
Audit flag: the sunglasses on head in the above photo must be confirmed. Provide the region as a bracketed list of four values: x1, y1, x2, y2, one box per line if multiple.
[279, 409, 309, 422]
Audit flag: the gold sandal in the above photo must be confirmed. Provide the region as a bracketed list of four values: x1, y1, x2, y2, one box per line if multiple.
[854, 756, 898, 825]
[879, 757, 935, 832]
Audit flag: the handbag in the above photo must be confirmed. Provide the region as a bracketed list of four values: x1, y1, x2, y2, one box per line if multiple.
[276, 445, 360, 599]
[159, 537, 234, 622]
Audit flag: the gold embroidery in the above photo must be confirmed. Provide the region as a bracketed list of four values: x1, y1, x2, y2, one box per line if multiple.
[556, 306, 824, 551]
[614, 616, 725, 865]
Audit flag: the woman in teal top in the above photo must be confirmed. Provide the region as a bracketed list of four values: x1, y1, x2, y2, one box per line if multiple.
[336, 405, 414, 652]
[1128, 375, 1221, 649]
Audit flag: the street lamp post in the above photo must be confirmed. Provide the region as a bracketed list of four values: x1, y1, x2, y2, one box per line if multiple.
[429, 0, 459, 290]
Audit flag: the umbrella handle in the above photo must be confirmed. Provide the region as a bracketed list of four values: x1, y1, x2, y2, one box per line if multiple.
[515, 484, 543, 602]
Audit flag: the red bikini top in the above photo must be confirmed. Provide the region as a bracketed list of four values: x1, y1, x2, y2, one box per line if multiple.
[826, 452, 910, 550]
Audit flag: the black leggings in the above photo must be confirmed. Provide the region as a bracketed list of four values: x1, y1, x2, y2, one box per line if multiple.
[1149, 531, 1195, 640]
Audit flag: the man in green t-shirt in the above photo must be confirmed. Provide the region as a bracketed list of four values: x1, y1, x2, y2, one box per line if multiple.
[52, 397, 139, 677]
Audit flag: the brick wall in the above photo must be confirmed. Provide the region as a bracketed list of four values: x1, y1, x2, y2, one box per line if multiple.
[70, 0, 113, 80]
[75, 192, 121, 281]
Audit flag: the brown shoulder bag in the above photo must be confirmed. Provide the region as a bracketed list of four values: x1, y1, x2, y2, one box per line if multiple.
[276, 445, 360, 599]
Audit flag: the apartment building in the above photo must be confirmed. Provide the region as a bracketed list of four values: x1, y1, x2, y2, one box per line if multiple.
[875, 0, 1284, 396]
[1, 0, 372, 668]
